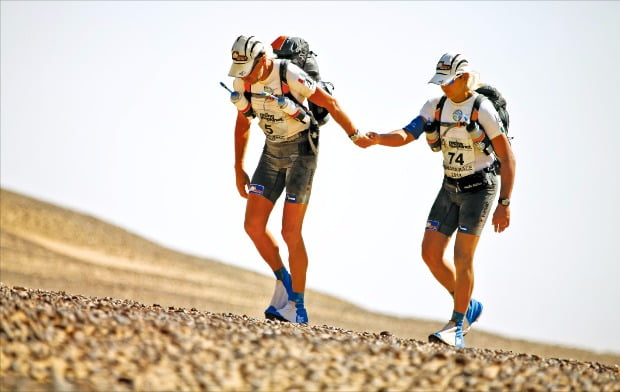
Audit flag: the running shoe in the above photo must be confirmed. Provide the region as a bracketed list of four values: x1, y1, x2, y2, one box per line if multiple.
[429, 320, 465, 347]
[463, 298, 483, 335]
[271, 301, 308, 324]
[264, 270, 293, 320]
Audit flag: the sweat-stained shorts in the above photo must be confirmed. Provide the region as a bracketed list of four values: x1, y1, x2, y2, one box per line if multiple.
[426, 172, 498, 236]
[249, 132, 317, 205]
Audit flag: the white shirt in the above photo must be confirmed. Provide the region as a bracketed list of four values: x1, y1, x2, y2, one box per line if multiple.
[233, 59, 317, 142]
[420, 93, 505, 178]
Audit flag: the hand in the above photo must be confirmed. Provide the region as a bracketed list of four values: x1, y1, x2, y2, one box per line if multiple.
[235, 168, 250, 198]
[366, 132, 379, 143]
[492, 205, 510, 233]
[354, 133, 376, 149]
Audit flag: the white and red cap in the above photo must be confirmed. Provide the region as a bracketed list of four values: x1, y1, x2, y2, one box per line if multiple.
[228, 35, 265, 78]
[429, 53, 472, 86]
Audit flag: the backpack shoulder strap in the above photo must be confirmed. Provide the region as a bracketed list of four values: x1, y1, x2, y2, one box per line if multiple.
[471, 94, 486, 123]
[435, 95, 447, 122]
[279, 59, 306, 108]
[279, 59, 290, 95]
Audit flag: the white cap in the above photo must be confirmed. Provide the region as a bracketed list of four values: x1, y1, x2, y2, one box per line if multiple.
[428, 53, 472, 86]
[228, 35, 265, 78]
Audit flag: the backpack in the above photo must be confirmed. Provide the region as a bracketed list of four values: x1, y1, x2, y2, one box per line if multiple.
[271, 36, 334, 127]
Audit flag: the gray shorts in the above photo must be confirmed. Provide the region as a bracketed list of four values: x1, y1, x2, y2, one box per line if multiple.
[249, 132, 317, 205]
[426, 172, 498, 236]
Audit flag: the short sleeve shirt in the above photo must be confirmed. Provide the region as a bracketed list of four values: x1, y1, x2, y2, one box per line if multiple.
[233, 59, 317, 142]
[420, 94, 505, 178]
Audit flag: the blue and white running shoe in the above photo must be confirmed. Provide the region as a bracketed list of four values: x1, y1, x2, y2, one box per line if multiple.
[272, 301, 308, 324]
[264, 270, 293, 320]
[463, 298, 483, 335]
[429, 320, 465, 347]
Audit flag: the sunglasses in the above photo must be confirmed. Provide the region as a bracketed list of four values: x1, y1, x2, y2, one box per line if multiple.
[443, 74, 463, 86]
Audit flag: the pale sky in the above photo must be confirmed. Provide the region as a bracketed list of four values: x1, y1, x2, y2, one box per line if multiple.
[2, 1, 619, 354]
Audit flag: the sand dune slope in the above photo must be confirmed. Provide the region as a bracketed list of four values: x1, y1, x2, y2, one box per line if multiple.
[1, 188, 619, 389]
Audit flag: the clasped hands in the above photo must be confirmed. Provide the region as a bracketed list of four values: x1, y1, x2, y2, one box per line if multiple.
[353, 132, 380, 148]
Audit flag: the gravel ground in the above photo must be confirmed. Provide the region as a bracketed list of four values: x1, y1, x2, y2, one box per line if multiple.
[2, 284, 619, 392]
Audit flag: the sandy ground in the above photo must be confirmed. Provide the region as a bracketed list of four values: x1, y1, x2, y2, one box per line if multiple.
[2, 284, 619, 391]
[1, 188, 619, 373]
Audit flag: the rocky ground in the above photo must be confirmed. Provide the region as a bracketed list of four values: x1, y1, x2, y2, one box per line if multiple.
[2, 284, 619, 392]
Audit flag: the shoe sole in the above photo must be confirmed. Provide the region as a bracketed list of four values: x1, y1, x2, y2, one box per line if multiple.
[428, 334, 446, 345]
[264, 312, 278, 320]
[428, 333, 464, 348]
[265, 311, 307, 323]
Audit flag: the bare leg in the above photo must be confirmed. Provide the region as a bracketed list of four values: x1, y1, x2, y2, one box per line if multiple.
[452, 232, 481, 314]
[281, 201, 309, 293]
[421, 230, 454, 293]
[244, 194, 285, 272]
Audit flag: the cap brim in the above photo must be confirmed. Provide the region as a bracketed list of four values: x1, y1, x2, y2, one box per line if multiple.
[429, 72, 455, 86]
[228, 61, 254, 78]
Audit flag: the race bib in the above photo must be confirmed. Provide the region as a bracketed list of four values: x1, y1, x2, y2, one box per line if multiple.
[442, 136, 476, 178]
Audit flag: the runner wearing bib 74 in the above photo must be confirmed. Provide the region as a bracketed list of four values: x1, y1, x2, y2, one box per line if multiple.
[362, 53, 516, 347]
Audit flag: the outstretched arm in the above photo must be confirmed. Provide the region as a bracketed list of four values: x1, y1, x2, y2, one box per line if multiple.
[308, 87, 370, 147]
[367, 129, 415, 147]
[364, 115, 427, 147]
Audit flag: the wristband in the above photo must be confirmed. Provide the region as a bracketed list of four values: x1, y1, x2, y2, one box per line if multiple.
[349, 129, 360, 142]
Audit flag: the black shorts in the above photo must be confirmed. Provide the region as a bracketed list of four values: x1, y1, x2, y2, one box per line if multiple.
[426, 171, 498, 236]
[249, 132, 317, 204]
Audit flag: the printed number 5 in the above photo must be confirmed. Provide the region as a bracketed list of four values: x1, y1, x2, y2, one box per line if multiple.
[448, 152, 465, 165]
[264, 123, 274, 134]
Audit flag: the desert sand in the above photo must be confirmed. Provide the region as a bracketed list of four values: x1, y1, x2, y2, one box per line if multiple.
[1, 188, 619, 390]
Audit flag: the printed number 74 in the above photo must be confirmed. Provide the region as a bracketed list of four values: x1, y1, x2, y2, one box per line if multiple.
[448, 152, 465, 165]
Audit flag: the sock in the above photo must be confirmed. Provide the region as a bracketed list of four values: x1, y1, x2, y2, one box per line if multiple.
[290, 292, 305, 309]
[451, 311, 465, 326]
[273, 267, 288, 281]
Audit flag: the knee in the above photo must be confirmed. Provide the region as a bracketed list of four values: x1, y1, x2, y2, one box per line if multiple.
[281, 226, 302, 247]
[421, 242, 442, 269]
[244, 217, 265, 239]
[454, 252, 474, 274]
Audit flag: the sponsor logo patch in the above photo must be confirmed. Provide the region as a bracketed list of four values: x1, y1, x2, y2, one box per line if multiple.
[426, 220, 439, 231]
[249, 184, 264, 195]
[285, 193, 297, 203]
[447, 140, 472, 150]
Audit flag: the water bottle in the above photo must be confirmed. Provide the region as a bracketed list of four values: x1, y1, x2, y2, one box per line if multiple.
[425, 121, 441, 152]
[466, 121, 493, 155]
[230, 91, 251, 113]
[277, 96, 309, 124]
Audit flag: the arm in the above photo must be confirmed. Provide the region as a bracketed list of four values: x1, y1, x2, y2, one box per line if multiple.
[365, 115, 427, 147]
[234, 111, 252, 198]
[490, 133, 516, 232]
[367, 129, 415, 147]
[307, 87, 369, 147]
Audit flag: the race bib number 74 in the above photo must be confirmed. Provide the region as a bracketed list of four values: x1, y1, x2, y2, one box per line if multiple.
[442, 137, 475, 178]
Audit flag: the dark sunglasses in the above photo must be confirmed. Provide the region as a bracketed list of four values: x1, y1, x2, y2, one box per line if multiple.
[443, 74, 463, 86]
